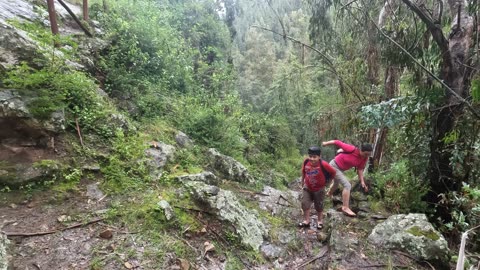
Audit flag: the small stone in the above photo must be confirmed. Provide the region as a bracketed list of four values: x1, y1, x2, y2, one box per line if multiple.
[57, 215, 71, 223]
[99, 229, 113, 239]
[278, 257, 284, 264]
[317, 232, 328, 242]
[178, 258, 190, 270]
[9, 203, 17, 209]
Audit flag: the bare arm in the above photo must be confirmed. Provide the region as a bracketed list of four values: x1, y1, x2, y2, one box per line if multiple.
[357, 169, 368, 192]
[322, 140, 336, 146]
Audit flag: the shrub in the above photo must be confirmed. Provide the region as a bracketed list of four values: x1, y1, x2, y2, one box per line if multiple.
[372, 160, 428, 213]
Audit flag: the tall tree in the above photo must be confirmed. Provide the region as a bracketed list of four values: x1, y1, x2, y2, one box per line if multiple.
[400, 0, 478, 222]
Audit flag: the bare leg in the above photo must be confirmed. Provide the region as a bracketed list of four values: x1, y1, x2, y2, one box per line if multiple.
[341, 189, 356, 216]
[317, 210, 323, 227]
[303, 208, 311, 224]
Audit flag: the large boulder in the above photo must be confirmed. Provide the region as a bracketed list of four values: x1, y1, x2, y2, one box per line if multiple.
[175, 171, 219, 185]
[327, 209, 360, 262]
[0, 233, 8, 270]
[368, 213, 450, 267]
[145, 141, 175, 173]
[256, 186, 301, 217]
[206, 148, 254, 183]
[183, 181, 267, 250]
[175, 131, 193, 148]
[0, 161, 62, 187]
[0, 89, 65, 133]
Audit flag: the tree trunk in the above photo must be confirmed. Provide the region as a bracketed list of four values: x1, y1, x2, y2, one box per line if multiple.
[47, 0, 59, 35]
[83, 0, 89, 21]
[426, 1, 474, 222]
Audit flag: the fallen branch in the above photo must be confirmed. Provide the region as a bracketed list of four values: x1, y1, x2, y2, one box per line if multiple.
[75, 117, 84, 147]
[173, 205, 214, 215]
[4, 217, 104, 237]
[56, 0, 93, 37]
[295, 246, 328, 269]
[172, 233, 201, 257]
[358, 264, 408, 268]
[392, 250, 435, 270]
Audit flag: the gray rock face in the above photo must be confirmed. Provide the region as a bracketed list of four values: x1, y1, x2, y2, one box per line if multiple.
[145, 142, 175, 171]
[206, 148, 254, 183]
[0, 233, 8, 270]
[175, 131, 193, 148]
[0, 162, 60, 187]
[260, 243, 285, 260]
[175, 171, 219, 185]
[0, 89, 65, 133]
[256, 186, 301, 217]
[368, 213, 450, 266]
[183, 181, 267, 250]
[327, 209, 358, 261]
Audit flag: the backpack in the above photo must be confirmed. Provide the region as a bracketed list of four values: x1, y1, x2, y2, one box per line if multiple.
[303, 159, 332, 183]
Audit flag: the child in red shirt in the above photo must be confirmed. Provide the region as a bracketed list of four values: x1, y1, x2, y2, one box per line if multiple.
[299, 146, 337, 229]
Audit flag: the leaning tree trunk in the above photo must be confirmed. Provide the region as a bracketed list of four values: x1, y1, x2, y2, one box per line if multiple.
[402, 0, 475, 223]
[371, 0, 401, 169]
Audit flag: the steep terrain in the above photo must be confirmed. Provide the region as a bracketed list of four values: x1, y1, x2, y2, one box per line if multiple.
[0, 0, 457, 269]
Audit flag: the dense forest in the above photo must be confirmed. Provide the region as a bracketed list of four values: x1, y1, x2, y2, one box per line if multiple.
[0, 0, 479, 268]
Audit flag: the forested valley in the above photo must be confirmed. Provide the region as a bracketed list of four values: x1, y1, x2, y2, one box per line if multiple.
[0, 0, 479, 269]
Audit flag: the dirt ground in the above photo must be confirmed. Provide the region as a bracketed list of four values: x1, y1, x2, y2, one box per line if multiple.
[1, 179, 432, 270]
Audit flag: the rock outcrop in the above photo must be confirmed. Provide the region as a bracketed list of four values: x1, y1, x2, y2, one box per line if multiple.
[183, 180, 267, 250]
[206, 148, 254, 183]
[369, 213, 450, 267]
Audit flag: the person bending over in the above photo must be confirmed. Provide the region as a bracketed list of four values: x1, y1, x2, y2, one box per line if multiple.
[322, 140, 372, 217]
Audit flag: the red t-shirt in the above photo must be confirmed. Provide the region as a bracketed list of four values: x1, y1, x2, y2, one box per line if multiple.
[333, 140, 368, 171]
[302, 159, 337, 192]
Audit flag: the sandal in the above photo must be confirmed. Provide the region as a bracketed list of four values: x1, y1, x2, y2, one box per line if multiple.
[317, 223, 324, 230]
[298, 222, 310, 228]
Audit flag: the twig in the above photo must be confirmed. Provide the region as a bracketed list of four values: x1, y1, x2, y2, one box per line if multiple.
[393, 250, 435, 270]
[295, 246, 328, 269]
[75, 117, 84, 147]
[4, 217, 104, 237]
[98, 194, 107, 202]
[173, 205, 214, 215]
[357, 264, 408, 268]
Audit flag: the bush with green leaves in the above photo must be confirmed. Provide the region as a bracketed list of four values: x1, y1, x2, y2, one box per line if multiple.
[4, 63, 120, 137]
[101, 130, 151, 192]
[372, 160, 428, 213]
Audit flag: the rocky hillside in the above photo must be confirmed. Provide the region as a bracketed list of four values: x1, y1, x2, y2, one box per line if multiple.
[0, 0, 459, 269]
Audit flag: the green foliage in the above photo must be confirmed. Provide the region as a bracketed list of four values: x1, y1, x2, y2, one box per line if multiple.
[372, 160, 428, 213]
[360, 97, 429, 128]
[4, 63, 121, 137]
[471, 78, 480, 103]
[101, 130, 151, 192]
[444, 184, 480, 248]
